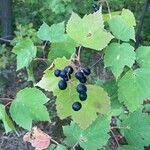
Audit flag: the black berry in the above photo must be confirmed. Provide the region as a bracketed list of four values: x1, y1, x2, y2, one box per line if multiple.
[75, 71, 85, 80]
[64, 66, 74, 74]
[83, 68, 91, 76]
[76, 84, 87, 94]
[54, 69, 61, 77]
[79, 93, 87, 101]
[92, 4, 99, 12]
[63, 74, 71, 81]
[58, 80, 67, 90]
[60, 70, 67, 78]
[72, 102, 82, 111]
[79, 76, 87, 83]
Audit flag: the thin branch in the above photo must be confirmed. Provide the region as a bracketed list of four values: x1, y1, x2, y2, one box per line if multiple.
[89, 57, 102, 69]
[51, 138, 59, 145]
[72, 141, 79, 150]
[0, 98, 14, 101]
[77, 45, 82, 67]
[0, 37, 12, 43]
[34, 58, 49, 61]
[135, 0, 149, 48]
[110, 129, 120, 149]
[105, 0, 112, 19]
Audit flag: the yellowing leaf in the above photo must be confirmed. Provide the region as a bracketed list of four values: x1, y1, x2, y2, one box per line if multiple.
[66, 11, 113, 50]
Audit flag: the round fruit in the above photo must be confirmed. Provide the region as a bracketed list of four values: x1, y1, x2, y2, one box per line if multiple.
[76, 84, 87, 94]
[63, 74, 71, 81]
[72, 102, 82, 111]
[75, 71, 85, 80]
[79, 93, 87, 101]
[64, 66, 74, 74]
[54, 69, 61, 77]
[60, 70, 67, 78]
[79, 76, 87, 83]
[58, 80, 67, 90]
[83, 68, 91, 76]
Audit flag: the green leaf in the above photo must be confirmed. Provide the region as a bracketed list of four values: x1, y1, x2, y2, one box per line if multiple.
[47, 144, 56, 150]
[104, 43, 136, 79]
[120, 110, 150, 150]
[38, 22, 67, 43]
[101, 80, 123, 116]
[63, 116, 110, 150]
[103, 11, 121, 22]
[9, 87, 50, 130]
[57, 144, 67, 150]
[108, 16, 135, 41]
[118, 68, 150, 112]
[12, 39, 37, 70]
[136, 46, 150, 68]
[121, 9, 136, 26]
[118, 145, 137, 150]
[0, 104, 15, 133]
[66, 11, 113, 50]
[48, 36, 77, 62]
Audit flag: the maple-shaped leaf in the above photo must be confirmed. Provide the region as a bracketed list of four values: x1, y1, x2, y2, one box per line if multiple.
[0, 104, 15, 133]
[23, 127, 51, 150]
[63, 116, 110, 150]
[108, 16, 135, 41]
[120, 110, 150, 150]
[36, 57, 110, 128]
[121, 9, 136, 26]
[12, 39, 37, 70]
[48, 36, 77, 62]
[118, 68, 150, 112]
[10, 87, 50, 130]
[136, 46, 150, 68]
[38, 22, 67, 43]
[66, 11, 113, 50]
[104, 43, 136, 79]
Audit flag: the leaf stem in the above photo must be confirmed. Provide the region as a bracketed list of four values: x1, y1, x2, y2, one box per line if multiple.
[77, 45, 82, 67]
[51, 138, 59, 146]
[105, 0, 112, 19]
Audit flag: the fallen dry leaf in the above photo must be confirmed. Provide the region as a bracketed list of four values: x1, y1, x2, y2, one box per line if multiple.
[23, 127, 51, 150]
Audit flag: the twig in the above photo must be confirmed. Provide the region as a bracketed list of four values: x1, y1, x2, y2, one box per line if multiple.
[135, 0, 149, 48]
[105, 0, 112, 19]
[0, 98, 14, 101]
[89, 57, 102, 69]
[72, 141, 79, 150]
[51, 138, 59, 145]
[110, 129, 120, 149]
[5, 101, 12, 107]
[34, 58, 49, 61]
[0, 37, 12, 43]
[77, 45, 82, 67]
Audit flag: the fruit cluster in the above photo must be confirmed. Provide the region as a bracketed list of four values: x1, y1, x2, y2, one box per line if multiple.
[92, 3, 99, 12]
[54, 66, 91, 111]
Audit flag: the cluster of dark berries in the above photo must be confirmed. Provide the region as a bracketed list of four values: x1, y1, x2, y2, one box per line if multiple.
[92, 3, 99, 12]
[73, 68, 91, 111]
[54, 66, 74, 90]
[54, 66, 91, 112]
